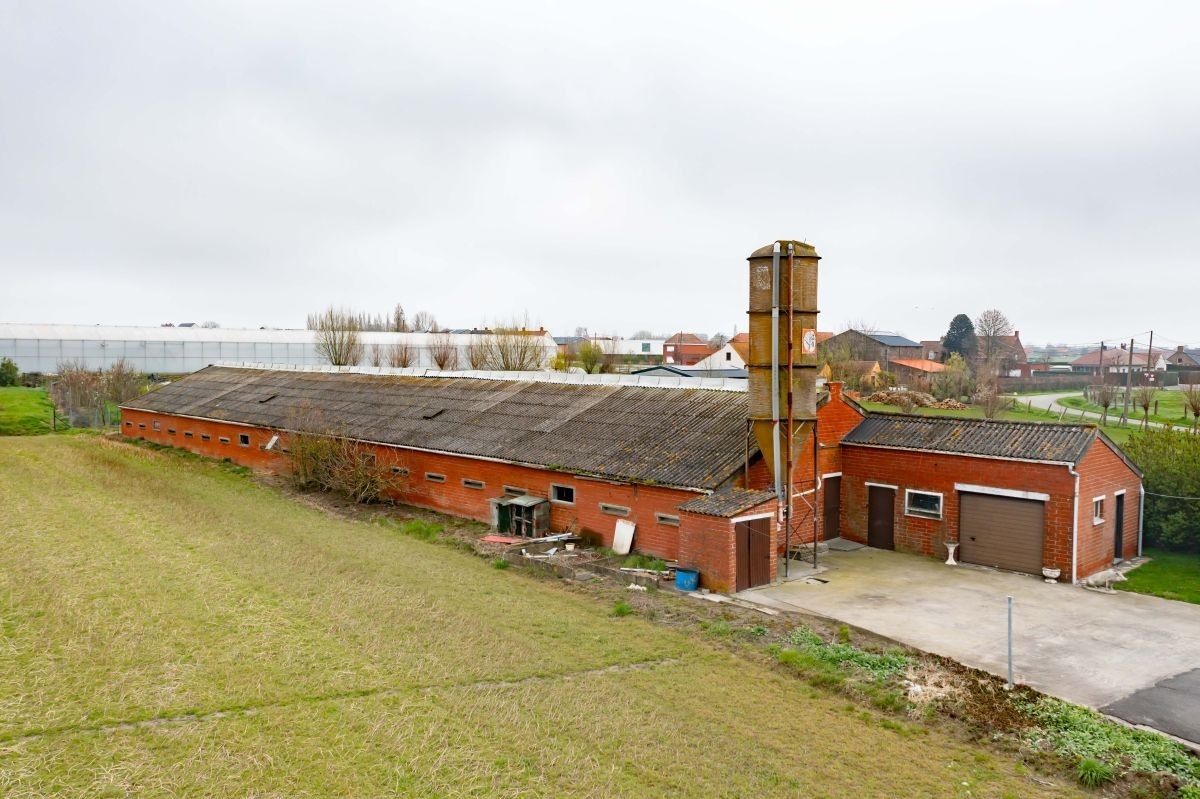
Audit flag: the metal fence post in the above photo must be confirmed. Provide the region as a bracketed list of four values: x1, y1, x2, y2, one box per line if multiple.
[1006, 595, 1014, 690]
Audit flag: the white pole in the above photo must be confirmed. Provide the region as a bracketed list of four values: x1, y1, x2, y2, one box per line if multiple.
[1006, 595, 1014, 690]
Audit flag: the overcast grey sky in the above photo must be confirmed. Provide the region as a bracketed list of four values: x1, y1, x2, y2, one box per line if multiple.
[2, 1, 1197, 346]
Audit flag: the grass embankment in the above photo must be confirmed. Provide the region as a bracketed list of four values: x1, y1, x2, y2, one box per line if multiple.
[859, 400, 1136, 445]
[1118, 549, 1200, 605]
[0, 436, 1084, 798]
[0, 386, 58, 435]
[1059, 392, 1197, 429]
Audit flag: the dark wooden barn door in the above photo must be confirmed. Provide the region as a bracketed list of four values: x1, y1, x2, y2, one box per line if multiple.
[735, 517, 773, 591]
[1114, 493, 1125, 562]
[867, 485, 895, 550]
[823, 476, 841, 541]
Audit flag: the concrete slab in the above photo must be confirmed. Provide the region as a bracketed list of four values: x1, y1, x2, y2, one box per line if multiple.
[739, 548, 1200, 745]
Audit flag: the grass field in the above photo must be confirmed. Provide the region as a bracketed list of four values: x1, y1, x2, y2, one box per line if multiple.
[1058, 391, 1196, 428]
[0, 386, 57, 435]
[1119, 549, 1200, 605]
[0, 436, 1084, 798]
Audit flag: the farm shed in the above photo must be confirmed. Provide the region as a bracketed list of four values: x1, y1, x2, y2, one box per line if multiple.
[839, 415, 1143, 582]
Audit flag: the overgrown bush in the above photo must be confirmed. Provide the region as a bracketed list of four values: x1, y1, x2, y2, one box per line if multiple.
[0, 357, 19, 387]
[1124, 428, 1200, 551]
[1076, 758, 1114, 787]
[287, 406, 402, 503]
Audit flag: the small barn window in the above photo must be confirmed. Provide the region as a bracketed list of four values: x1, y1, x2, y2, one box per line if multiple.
[238, 434, 250, 447]
[200, 434, 211, 441]
[463, 478, 485, 489]
[600, 503, 630, 517]
[904, 490, 943, 519]
[152, 421, 161, 431]
[219, 436, 230, 444]
[503, 485, 527, 496]
[1093, 497, 1105, 524]
[167, 428, 176, 435]
[184, 431, 194, 438]
[124, 421, 132, 427]
[138, 423, 146, 429]
[551, 484, 575, 505]
[391, 466, 409, 476]
[426, 472, 446, 483]
[656, 513, 680, 527]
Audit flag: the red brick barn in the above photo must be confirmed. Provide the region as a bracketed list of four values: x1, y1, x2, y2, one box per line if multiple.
[838, 415, 1143, 583]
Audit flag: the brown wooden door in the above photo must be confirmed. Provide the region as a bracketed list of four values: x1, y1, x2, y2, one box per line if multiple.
[823, 476, 841, 541]
[959, 492, 1044, 575]
[735, 518, 773, 591]
[867, 486, 895, 550]
[1114, 493, 1125, 561]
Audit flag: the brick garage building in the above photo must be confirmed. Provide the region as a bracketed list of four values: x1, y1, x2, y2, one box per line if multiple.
[839, 415, 1143, 583]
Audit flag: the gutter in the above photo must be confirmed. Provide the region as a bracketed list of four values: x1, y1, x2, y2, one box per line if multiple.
[1070, 464, 1080, 584]
[1138, 483, 1145, 557]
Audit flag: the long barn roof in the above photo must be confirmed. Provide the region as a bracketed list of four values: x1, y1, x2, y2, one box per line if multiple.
[842, 414, 1101, 464]
[123, 365, 754, 491]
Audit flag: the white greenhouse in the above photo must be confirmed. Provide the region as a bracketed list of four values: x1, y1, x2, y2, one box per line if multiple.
[0, 324, 558, 375]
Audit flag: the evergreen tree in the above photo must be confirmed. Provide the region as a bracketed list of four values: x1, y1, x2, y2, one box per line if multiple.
[942, 314, 977, 362]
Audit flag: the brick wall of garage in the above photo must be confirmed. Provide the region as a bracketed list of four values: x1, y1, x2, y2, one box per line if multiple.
[1076, 438, 1142, 578]
[840, 444, 1078, 576]
[678, 498, 779, 592]
[120, 408, 701, 560]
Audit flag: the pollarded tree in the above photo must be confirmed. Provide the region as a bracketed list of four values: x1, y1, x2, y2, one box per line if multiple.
[942, 314, 977, 363]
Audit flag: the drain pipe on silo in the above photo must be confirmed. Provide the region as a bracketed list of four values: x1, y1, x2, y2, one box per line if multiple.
[771, 242, 784, 577]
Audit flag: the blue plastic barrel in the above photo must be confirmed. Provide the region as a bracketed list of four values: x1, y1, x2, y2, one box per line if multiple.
[675, 568, 700, 592]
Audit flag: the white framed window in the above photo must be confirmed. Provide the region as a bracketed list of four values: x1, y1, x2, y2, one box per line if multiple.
[425, 472, 446, 483]
[656, 513, 680, 527]
[462, 478, 485, 489]
[600, 503, 630, 517]
[904, 489, 943, 519]
[219, 436, 230, 445]
[550, 484, 575, 505]
[503, 485, 527, 496]
[1093, 497, 1105, 525]
[391, 466, 409, 476]
[152, 420, 161, 431]
[238, 433, 250, 447]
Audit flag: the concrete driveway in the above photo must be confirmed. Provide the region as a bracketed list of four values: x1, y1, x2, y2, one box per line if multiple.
[740, 547, 1200, 745]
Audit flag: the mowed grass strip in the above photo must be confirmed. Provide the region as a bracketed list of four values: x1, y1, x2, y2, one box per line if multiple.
[0, 387, 56, 435]
[0, 437, 1083, 798]
[1118, 549, 1200, 605]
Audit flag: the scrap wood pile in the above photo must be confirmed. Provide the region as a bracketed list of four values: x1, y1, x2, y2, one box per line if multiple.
[866, 389, 968, 411]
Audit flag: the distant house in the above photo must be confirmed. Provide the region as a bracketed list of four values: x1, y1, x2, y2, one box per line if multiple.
[920, 340, 943, 361]
[978, 331, 1028, 376]
[692, 332, 750, 370]
[890, 358, 946, 389]
[663, 332, 718, 366]
[1071, 347, 1169, 376]
[1167, 346, 1200, 370]
[821, 330, 922, 370]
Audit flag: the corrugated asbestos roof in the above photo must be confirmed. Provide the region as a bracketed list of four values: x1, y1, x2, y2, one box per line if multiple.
[842, 414, 1097, 463]
[678, 489, 777, 518]
[124, 366, 753, 491]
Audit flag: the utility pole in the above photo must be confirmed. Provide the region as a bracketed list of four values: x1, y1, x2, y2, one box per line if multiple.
[1146, 330, 1155, 388]
[1120, 338, 1135, 424]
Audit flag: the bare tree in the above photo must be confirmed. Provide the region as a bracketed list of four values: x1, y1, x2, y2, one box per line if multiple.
[577, 340, 606, 374]
[471, 323, 550, 371]
[1094, 383, 1117, 426]
[710, 332, 730, 349]
[1133, 385, 1156, 430]
[1184, 385, 1200, 432]
[429, 333, 458, 370]
[465, 337, 489, 369]
[972, 372, 1009, 419]
[411, 311, 438, 333]
[387, 340, 415, 368]
[368, 342, 384, 367]
[312, 307, 364, 366]
[390, 304, 409, 332]
[103, 358, 142, 404]
[975, 309, 1014, 368]
[200, 321, 220, 328]
[630, 329, 655, 339]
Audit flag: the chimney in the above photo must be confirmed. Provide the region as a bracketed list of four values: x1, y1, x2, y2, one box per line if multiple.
[746, 241, 820, 490]
[828, 380, 844, 402]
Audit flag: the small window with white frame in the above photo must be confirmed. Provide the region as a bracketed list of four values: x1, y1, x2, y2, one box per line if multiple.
[550, 484, 575, 505]
[904, 489, 943, 519]
[503, 485, 527, 496]
[1093, 497, 1105, 524]
[656, 513, 680, 527]
[425, 472, 446, 483]
[600, 503, 630, 517]
[462, 478, 485, 490]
